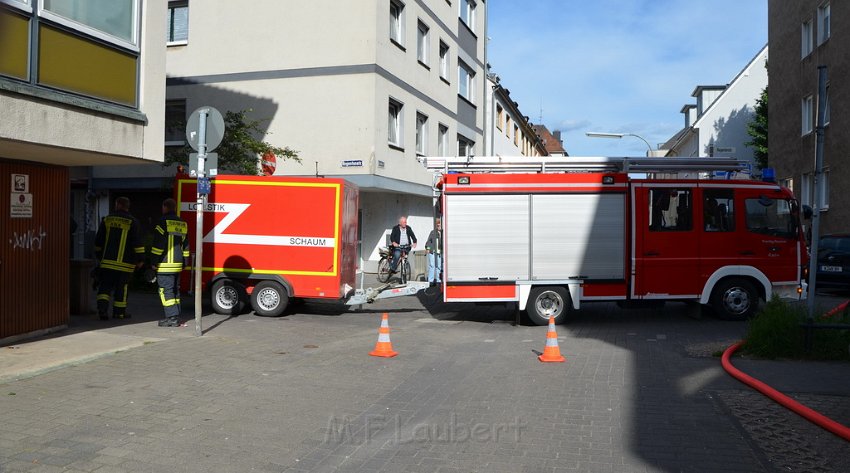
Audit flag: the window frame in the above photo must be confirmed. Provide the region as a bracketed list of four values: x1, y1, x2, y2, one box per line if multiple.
[415, 111, 428, 155]
[38, 0, 141, 51]
[437, 123, 449, 156]
[167, 0, 189, 46]
[459, 0, 476, 32]
[164, 99, 187, 146]
[496, 104, 504, 131]
[457, 134, 474, 157]
[801, 18, 813, 58]
[0, 0, 32, 13]
[417, 20, 429, 66]
[817, 2, 830, 45]
[438, 40, 450, 81]
[458, 60, 474, 102]
[388, 98, 404, 149]
[801, 95, 814, 135]
[389, 0, 405, 48]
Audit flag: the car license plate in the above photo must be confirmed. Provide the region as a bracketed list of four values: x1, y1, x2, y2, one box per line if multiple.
[820, 265, 842, 272]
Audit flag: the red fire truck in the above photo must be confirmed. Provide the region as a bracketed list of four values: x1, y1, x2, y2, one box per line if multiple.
[422, 156, 808, 325]
[176, 174, 427, 317]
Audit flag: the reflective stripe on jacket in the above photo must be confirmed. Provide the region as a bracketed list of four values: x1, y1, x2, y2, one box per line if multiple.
[94, 211, 144, 273]
[151, 213, 190, 273]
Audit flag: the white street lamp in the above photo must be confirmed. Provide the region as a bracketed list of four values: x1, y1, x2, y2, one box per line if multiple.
[586, 132, 653, 155]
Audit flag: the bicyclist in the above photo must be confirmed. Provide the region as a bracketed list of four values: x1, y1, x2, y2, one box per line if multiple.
[389, 216, 417, 274]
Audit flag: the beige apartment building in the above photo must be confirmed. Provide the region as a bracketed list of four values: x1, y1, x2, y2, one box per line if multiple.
[165, 0, 487, 270]
[0, 0, 167, 341]
[769, 0, 848, 234]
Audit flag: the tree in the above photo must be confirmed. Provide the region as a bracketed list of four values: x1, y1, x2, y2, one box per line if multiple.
[165, 109, 299, 175]
[745, 86, 768, 169]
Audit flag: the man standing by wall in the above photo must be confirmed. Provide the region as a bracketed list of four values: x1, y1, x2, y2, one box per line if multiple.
[425, 218, 443, 286]
[150, 198, 190, 327]
[94, 197, 144, 320]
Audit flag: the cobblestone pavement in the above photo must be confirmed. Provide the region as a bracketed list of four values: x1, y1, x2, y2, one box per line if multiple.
[0, 283, 848, 472]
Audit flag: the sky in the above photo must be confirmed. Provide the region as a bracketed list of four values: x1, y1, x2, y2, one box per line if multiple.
[486, 0, 768, 157]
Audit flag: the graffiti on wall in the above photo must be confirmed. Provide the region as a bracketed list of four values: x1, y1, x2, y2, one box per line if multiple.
[9, 227, 47, 251]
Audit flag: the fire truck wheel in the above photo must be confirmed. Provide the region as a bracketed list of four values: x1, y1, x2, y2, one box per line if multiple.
[250, 281, 289, 317]
[527, 286, 571, 326]
[711, 278, 759, 320]
[210, 279, 247, 315]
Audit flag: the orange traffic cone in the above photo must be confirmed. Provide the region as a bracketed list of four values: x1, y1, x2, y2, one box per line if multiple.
[538, 314, 566, 362]
[369, 313, 398, 357]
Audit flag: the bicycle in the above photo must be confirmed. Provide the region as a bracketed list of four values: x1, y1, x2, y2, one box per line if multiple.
[377, 245, 411, 284]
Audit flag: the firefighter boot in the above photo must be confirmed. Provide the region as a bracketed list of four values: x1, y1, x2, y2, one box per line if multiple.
[158, 316, 180, 327]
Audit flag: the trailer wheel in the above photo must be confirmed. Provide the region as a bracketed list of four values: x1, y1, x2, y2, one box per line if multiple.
[250, 281, 289, 317]
[527, 286, 571, 326]
[711, 278, 759, 321]
[210, 279, 246, 315]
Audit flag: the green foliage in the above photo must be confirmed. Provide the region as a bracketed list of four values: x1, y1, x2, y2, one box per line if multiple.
[742, 295, 850, 361]
[745, 86, 768, 170]
[165, 109, 300, 175]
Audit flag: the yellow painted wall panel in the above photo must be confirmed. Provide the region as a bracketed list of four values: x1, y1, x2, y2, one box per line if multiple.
[38, 25, 137, 106]
[0, 9, 29, 80]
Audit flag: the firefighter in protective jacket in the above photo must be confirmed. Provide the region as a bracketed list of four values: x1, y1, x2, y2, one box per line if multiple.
[151, 198, 190, 327]
[94, 197, 145, 320]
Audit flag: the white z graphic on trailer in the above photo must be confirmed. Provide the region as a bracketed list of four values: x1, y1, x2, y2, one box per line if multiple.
[180, 202, 335, 247]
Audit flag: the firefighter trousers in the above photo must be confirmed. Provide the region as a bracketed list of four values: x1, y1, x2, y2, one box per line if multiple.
[157, 273, 182, 318]
[97, 268, 131, 318]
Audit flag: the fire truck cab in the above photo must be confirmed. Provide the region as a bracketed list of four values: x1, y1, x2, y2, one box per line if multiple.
[423, 156, 808, 325]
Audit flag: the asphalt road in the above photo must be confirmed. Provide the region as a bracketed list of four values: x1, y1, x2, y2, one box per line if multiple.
[0, 282, 848, 472]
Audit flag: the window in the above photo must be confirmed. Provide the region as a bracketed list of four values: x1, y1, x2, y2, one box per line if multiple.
[703, 190, 735, 232]
[438, 124, 449, 156]
[745, 198, 795, 239]
[817, 2, 830, 45]
[165, 99, 186, 145]
[802, 95, 814, 135]
[458, 134, 474, 157]
[388, 99, 403, 148]
[649, 188, 692, 231]
[439, 41, 449, 81]
[505, 116, 511, 137]
[415, 112, 428, 155]
[417, 21, 429, 65]
[458, 60, 474, 102]
[780, 178, 794, 194]
[801, 19, 813, 57]
[40, 0, 139, 48]
[167, 1, 188, 44]
[513, 125, 520, 146]
[389, 0, 404, 46]
[460, 0, 476, 32]
[806, 169, 831, 210]
[496, 104, 504, 130]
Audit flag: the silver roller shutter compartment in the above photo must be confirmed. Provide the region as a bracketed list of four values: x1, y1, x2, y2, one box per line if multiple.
[531, 193, 625, 280]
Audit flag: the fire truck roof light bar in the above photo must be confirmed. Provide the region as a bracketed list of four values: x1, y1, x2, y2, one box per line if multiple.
[417, 156, 750, 174]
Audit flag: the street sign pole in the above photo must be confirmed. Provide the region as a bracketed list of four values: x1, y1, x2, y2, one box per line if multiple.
[806, 66, 828, 327]
[185, 106, 224, 337]
[194, 109, 209, 337]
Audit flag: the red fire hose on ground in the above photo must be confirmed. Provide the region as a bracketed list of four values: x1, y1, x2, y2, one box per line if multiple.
[721, 299, 850, 442]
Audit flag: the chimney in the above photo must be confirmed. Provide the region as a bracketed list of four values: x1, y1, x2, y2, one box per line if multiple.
[553, 130, 562, 143]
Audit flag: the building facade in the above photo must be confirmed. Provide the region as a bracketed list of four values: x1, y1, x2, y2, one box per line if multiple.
[769, 0, 848, 234]
[0, 0, 167, 341]
[484, 74, 546, 157]
[661, 45, 768, 170]
[164, 0, 487, 271]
